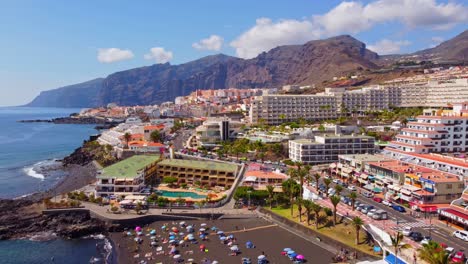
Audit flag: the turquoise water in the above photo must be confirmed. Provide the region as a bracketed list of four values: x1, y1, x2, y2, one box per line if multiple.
[0, 107, 96, 198]
[158, 190, 207, 199]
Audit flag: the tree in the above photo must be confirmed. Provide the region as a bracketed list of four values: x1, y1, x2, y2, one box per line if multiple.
[135, 202, 143, 215]
[162, 176, 178, 187]
[348, 192, 358, 211]
[390, 232, 410, 264]
[288, 163, 310, 222]
[323, 178, 332, 196]
[279, 114, 286, 122]
[418, 240, 449, 264]
[330, 195, 341, 226]
[351, 216, 363, 245]
[150, 130, 162, 143]
[123, 132, 132, 148]
[313, 173, 321, 186]
[334, 185, 343, 196]
[310, 202, 322, 229]
[282, 179, 300, 217]
[302, 199, 314, 226]
[266, 185, 275, 209]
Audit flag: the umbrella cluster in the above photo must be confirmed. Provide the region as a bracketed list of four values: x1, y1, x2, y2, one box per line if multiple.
[281, 248, 305, 263]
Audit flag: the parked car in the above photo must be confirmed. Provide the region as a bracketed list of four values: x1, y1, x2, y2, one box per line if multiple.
[402, 226, 413, 236]
[410, 232, 423, 242]
[367, 209, 378, 218]
[328, 188, 336, 196]
[452, 230, 468, 242]
[372, 210, 388, 220]
[373, 197, 383, 203]
[341, 196, 350, 204]
[392, 204, 406, 213]
[451, 251, 466, 263]
[356, 203, 365, 211]
[382, 200, 393, 207]
[420, 236, 432, 245]
[332, 179, 340, 184]
[348, 185, 357, 191]
[362, 191, 374, 198]
[362, 205, 375, 214]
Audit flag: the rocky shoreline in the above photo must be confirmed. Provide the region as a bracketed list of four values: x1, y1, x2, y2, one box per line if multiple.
[18, 115, 120, 129]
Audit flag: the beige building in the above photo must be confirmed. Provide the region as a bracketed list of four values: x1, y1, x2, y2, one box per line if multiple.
[156, 159, 239, 188]
[249, 94, 338, 125]
[195, 117, 243, 148]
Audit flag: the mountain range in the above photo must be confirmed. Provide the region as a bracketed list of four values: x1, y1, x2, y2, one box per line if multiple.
[26, 30, 468, 108]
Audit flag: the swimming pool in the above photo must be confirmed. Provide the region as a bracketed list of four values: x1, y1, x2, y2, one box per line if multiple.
[156, 190, 207, 199]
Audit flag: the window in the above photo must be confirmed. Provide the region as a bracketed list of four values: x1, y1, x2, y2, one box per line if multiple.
[446, 184, 452, 189]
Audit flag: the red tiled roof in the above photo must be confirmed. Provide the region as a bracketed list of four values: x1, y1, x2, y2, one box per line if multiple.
[144, 125, 165, 130]
[245, 170, 288, 180]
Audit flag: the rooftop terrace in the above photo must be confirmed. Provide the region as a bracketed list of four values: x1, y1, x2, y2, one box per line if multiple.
[158, 159, 238, 172]
[100, 155, 160, 179]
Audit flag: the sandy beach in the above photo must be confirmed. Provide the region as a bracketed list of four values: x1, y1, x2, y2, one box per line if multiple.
[110, 217, 335, 264]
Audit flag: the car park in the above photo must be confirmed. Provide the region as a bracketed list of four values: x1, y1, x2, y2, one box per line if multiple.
[402, 226, 413, 236]
[373, 197, 383, 203]
[410, 232, 423, 242]
[382, 200, 393, 207]
[392, 204, 406, 213]
[452, 230, 468, 242]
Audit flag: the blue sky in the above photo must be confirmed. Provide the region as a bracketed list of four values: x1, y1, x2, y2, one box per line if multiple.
[0, 0, 467, 106]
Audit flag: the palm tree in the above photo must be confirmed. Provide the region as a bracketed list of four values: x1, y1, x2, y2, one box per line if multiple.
[418, 241, 449, 264]
[123, 132, 132, 148]
[310, 202, 322, 229]
[348, 191, 358, 210]
[313, 173, 321, 187]
[302, 200, 314, 226]
[334, 185, 343, 196]
[295, 197, 304, 222]
[323, 178, 332, 196]
[390, 232, 410, 264]
[282, 179, 299, 217]
[329, 195, 341, 226]
[351, 216, 363, 245]
[266, 185, 275, 209]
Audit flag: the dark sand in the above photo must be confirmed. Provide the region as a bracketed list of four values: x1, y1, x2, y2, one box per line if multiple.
[111, 218, 335, 264]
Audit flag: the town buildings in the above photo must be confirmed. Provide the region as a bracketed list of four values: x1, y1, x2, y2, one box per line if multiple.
[289, 134, 375, 165]
[156, 159, 239, 189]
[95, 155, 160, 197]
[242, 170, 289, 190]
[439, 187, 468, 229]
[249, 94, 338, 125]
[194, 117, 243, 148]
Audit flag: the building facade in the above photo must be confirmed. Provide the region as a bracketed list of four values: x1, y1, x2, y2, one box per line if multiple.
[195, 118, 243, 147]
[289, 134, 375, 165]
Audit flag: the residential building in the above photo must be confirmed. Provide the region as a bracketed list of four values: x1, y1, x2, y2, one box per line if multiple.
[156, 159, 239, 188]
[128, 141, 166, 154]
[439, 187, 468, 229]
[249, 94, 338, 125]
[95, 155, 160, 197]
[289, 134, 375, 165]
[195, 117, 243, 147]
[333, 154, 390, 181]
[242, 170, 288, 190]
[387, 103, 468, 154]
[144, 124, 166, 141]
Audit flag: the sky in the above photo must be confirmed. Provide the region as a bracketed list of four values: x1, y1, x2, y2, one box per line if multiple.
[0, 0, 467, 106]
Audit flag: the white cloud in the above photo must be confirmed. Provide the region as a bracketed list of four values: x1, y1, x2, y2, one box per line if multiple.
[367, 39, 411, 55]
[97, 48, 134, 63]
[192, 35, 224, 51]
[230, 0, 467, 58]
[144, 47, 173, 64]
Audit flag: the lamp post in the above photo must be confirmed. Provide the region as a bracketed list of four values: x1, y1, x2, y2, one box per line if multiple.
[247, 190, 252, 209]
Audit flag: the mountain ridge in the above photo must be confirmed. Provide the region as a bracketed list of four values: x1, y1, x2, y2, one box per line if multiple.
[26, 30, 468, 108]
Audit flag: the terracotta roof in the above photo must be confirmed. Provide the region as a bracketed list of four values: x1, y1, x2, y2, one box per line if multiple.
[245, 170, 288, 180]
[386, 148, 468, 168]
[144, 125, 165, 130]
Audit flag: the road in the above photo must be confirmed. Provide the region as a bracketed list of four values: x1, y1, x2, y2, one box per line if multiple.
[328, 181, 468, 252]
[172, 128, 193, 150]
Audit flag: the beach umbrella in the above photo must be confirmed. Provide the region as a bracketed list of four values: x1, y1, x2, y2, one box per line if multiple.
[126, 231, 132, 236]
[169, 235, 176, 240]
[156, 246, 163, 251]
[169, 232, 175, 236]
[150, 236, 156, 240]
[211, 226, 218, 231]
[135, 226, 142, 232]
[230, 245, 239, 252]
[217, 231, 224, 235]
[258, 255, 266, 260]
[137, 231, 143, 236]
[289, 253, 298, 258]
[219, 236, 227, 241]
[179, 232, 184, 236]
[199, 228, 206, 232]
[188, 259, 194, 263]
[227, 241, 233, 246]
[169, 240, 176, 244]
[212, 261, 219, 264]
[283, 248, 292, 252]
[228, 234, 234, 239]
[173, 254, 181, 259]
[161, 225, 167, 230]
[287, 250, 295, 255]
[180, 221, 186, 226]
[134, 237, 139, 242]
[246, 241, 253, 248]
[150, 230, 156, 235]
[179, 240, 184, 245]
[199, 244, 205, 249]
[296, 255, 304, 260]
[201, 223, 207, 227]
[151, 241, 157, 246]
[200, 234, 206, 239]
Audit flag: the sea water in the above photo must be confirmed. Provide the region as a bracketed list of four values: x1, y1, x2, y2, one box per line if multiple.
[0, 107, 96, 198]
[0, 107, 112, 263]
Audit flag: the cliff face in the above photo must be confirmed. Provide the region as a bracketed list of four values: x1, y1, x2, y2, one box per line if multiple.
[26, 78, 103, 108]
[26, 31, 467, 108]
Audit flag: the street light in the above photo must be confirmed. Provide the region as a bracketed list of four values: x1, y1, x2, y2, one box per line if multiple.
[247, 190, 252, 208]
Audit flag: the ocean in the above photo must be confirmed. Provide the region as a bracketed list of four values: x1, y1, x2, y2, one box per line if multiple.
[0, 107, 97, 198]
[0, 107, 111, 263]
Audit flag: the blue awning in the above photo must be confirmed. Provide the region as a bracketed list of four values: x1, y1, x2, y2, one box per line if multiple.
[385, 253, 407, 264]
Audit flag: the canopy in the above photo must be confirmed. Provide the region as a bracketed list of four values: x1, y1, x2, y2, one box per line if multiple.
[296, 255, 304, 260]
[217, 231, 224, 235]
[201, 223, 207, 227]
[174, 254, 181, 259]
[230, 245, 239, 251]
[246, 241, 254, 247]
[287, 250, 295, 254]
[283, 248, 292, 252]
[258, 255, 266, 260]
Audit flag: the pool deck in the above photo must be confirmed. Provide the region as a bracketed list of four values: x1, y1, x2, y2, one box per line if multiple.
[156, 186, 226, 202]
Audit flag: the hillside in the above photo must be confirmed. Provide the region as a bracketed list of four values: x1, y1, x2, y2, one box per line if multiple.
[26, 31, 468, 108]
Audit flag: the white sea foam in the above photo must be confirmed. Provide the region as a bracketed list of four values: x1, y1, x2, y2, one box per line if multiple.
[23, 160, 49, 180]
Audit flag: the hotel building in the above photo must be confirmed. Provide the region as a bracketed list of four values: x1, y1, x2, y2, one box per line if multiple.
[289, 134, 375, 165]
[156, 159, 239, 189]
[95, 155, 160, 197]
[195, 117, 243, 148]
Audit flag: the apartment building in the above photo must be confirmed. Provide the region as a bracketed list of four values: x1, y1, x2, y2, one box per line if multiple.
[387, 103, 468, 154]
[289, 134, 375, 165]
[156, 159, 239, 189]
[95, 155, 160, 197]
[195, 117, 243, 148]
[333, 154, 390, 180]
[249, 94, 338, 125]
[243, 170, 289, 190]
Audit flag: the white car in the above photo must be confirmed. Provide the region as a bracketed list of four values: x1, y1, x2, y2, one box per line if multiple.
[367, 209, 378, 218]
[328, 188, 336, 196]
[348, 185, 357, 191]
[402, 226, 413, 236]
[452, 230, 468, 241]
[332, 179, 339, 184]
[382, 200, 393, 207]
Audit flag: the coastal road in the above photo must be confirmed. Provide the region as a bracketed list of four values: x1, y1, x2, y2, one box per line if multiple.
[172, 128, 193, 150]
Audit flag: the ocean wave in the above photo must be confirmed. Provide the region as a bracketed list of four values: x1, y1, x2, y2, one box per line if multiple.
[23, 165, 45, 180]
